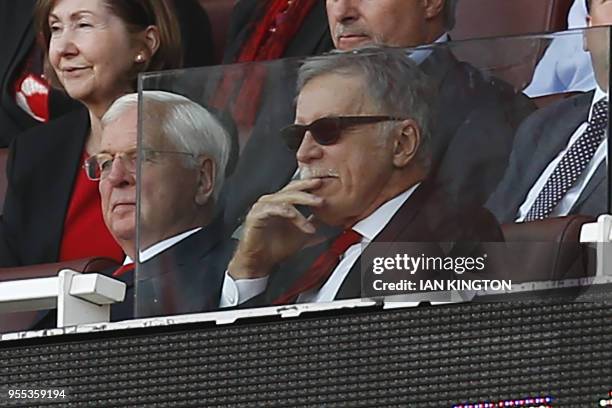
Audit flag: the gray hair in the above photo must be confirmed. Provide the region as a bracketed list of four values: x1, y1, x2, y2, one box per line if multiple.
[102, 91, 231, 202]
[297, 46, 436, 168]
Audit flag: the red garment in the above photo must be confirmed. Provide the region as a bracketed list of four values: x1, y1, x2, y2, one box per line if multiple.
[272, 229, 362, 305]
[213, 0, 317, 142]
[238, 0, 317, 63]
[12, 44, 50, 122]
[59, 152, 124, 263]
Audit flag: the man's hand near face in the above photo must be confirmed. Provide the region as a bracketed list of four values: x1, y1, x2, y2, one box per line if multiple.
[227, 178, 325, 280]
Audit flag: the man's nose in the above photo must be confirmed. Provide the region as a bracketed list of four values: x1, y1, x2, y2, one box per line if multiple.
[328, 0, 359, 23]
[296, 131, 324, 164]
[105, 158, 135, 187]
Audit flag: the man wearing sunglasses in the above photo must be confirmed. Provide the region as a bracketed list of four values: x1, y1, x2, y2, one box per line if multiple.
[93, 91, 233, 319]
[220, 49, 502, 307]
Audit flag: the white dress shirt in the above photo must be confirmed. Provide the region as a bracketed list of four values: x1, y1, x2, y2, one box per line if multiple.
[220, 184, 420, 307]
[123, 227, 202, 264]
[516, 86, 608, 221]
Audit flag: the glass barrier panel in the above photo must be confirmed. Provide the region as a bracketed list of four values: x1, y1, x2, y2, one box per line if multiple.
[134, 27, 611, 319]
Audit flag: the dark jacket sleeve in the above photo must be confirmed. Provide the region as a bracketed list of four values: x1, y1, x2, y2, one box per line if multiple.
[0, 137, 22, 266]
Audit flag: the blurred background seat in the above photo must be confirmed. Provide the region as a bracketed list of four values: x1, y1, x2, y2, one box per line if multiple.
[450, 0, 573, 90]
[501, 215, 595, 283]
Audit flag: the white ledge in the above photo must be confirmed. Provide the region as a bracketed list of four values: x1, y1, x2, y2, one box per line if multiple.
[0, 270, 126, 327]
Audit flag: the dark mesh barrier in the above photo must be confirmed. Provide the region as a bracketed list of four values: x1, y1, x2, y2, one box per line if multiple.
[1, 302, 611, 407]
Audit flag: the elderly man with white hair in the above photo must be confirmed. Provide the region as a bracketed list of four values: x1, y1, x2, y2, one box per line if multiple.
[86, 90, 233, 318]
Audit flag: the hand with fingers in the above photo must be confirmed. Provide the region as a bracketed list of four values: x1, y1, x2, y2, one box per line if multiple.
[228, 178, 325, 280]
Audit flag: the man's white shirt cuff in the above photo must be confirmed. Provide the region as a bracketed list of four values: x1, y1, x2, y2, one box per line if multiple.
[219, 271, 269, 307]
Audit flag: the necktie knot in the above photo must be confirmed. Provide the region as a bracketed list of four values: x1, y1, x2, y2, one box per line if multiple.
[272, 229, 362, 305]
[330, 229, 362, 257]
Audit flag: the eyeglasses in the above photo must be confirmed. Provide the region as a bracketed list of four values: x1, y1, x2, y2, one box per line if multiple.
[280, 115, 405, 152]
[84, 148, 194, 181]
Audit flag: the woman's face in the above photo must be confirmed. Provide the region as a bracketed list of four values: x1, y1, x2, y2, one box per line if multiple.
[48, 0, 139, 111]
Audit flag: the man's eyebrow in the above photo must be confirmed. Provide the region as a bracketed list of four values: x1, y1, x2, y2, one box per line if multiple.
[96, 145, 138, 155]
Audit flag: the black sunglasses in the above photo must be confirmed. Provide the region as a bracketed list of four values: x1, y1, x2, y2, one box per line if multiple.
[280, 115, 404, 152]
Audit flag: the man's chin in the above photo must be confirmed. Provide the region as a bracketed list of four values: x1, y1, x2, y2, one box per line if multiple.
[110, 222, 135, 241]
[337, 36, 373, 50]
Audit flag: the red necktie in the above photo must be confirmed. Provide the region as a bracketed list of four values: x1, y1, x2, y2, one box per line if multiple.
[272, 229, 362, 305]
[113, 262, 134, 278]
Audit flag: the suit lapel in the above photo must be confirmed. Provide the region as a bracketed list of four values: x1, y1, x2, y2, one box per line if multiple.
[419, 45, 455, 88]
[499, 92, 593, 221]
[336, 182, 435, 299]
[137, 216, 228, 314]
[530, 92, 593, 177]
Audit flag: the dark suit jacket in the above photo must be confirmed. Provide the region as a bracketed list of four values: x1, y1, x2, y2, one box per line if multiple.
[422, 46, 535, 206]
[32, 218, 232, 328]
[220, 44, 535, 234]
[486, 91, 607, 223]
[247, 181, 503, 306]
[222, 0, 333, 64]
[172, 0, 215, 68]
[0, 106, 89, 266]
[133, 217, 232, 318]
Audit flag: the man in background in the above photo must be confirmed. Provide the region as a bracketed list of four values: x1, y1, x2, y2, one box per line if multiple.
[486, 0, 610, 222]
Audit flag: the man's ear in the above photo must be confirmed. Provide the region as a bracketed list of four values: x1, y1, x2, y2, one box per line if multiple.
[195, 156, 215, 206]
[424, 0, 445, 20]
[392, 119, 421, 168]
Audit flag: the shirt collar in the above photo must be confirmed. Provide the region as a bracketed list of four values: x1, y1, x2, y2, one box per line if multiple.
[125, 227, 203, 264]
[408, 32, 449, 65]
[589, 85, 608, 122]
[352, 183, 420, 243]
